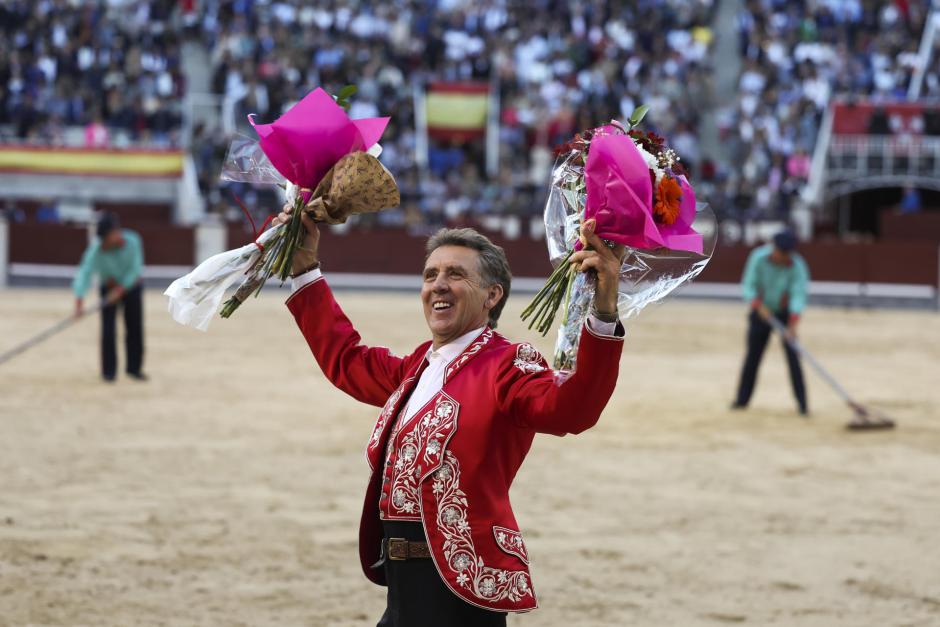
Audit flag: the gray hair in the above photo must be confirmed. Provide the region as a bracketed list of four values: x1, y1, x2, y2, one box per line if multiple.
[425, 228, 512, 328]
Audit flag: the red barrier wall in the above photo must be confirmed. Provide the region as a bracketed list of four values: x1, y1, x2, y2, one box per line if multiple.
[699, 242, 938, 285]
[9, 223, 88, 264]
[11, 223, 939, 288]
[879, 211, 940, 243]
[96, 202, 173, 225]
[225, 225, 554, 277]
[9, 223, 194, 266]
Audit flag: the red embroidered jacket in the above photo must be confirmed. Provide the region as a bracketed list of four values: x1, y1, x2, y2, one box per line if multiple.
[287, 277, 624, 613]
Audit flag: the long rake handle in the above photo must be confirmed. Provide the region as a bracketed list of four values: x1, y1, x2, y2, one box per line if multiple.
[0, 302, 105, 366]
[764, 314, 856, 405]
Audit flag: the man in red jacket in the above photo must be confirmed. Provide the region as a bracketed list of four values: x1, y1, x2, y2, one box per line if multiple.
[278, 207, 624, 625]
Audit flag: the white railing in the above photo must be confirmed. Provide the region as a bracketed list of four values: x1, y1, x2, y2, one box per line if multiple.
[827, 135, 940, 180]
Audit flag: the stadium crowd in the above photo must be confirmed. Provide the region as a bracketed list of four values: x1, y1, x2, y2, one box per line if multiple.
[195, 0, 717, 232]
[0, 0, 186, 148]
[2, 0, 938, 231]
[718, 0, 933, 223]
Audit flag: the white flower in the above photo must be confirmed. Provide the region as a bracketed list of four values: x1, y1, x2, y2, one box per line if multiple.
[633, 141, 666, 185]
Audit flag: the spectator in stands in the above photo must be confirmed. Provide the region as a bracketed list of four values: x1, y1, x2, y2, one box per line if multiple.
[84, 112, 110, 148]
[899, 184, 922, 214]
[72, 213, 147, 383]
[34, 198, 59, 223]
[732, 230, 810, 416]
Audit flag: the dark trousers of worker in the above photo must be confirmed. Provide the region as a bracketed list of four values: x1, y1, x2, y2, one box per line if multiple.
[376, 521, 507, 627]
[735, 309, 807, 412]
[99, 284, 144, 379]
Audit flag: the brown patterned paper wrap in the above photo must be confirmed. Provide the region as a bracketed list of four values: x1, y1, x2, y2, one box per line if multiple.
[302, 151, 400, 224]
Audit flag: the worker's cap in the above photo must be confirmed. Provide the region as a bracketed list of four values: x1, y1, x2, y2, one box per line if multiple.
[96, 213, 120, 238]
[772, 229, 797, 252]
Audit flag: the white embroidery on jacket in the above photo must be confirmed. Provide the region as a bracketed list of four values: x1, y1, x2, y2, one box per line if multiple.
[493, 525, 529, 564]
[433, 451, 533, 603]
[512, 343, 547, 374]
[444, 328, 493, 382]
[384, 395, 457, 520]
[369, 380, 409, 453]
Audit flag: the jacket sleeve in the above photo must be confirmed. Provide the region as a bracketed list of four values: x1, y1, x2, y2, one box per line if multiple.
[788, 256, 810, 316]
[121, 231, 144, 288]
[72, 241, 100, 298]
[286, 277, 413, 407]
[495, 324, 624, 436]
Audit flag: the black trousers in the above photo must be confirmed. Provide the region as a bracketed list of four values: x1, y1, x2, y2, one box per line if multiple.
[376, 521, 507, 627]
[99, 284, 144, 379]
[734, 309, 807, 412]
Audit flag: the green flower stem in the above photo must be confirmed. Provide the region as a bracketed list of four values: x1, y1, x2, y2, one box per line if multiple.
[525, 274, 566, 330]
[558, 261, 579, 330]
[539, 282, 567, 335]
[275, 196, 307, 280]
[521, 250, 574, 321]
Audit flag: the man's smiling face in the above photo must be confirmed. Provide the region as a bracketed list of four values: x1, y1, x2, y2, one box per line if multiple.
[421, 245, 497, 348]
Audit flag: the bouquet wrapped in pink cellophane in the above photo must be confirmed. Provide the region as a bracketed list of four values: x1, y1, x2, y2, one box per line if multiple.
[165, 87, 400, 330]
[523, 108, 717, 382]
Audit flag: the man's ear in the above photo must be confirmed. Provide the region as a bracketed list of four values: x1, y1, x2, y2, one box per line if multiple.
[484, 284, 504, 311]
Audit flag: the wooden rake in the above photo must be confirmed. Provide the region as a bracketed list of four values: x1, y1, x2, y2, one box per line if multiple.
[765, 315, 896, 431]
[0, 302, 105, 367]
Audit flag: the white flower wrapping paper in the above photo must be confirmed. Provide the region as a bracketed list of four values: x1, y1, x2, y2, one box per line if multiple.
[164, 225, 283, 331]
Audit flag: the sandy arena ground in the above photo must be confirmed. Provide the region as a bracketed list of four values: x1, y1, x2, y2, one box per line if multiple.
[0, 287, 938, 626]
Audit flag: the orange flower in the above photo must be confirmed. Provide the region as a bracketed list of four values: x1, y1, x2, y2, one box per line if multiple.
[654, 176, 682, 226]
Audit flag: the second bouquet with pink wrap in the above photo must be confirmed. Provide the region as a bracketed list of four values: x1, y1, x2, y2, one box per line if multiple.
[165, 87, 400, 330]
[522, 106, 717, 379]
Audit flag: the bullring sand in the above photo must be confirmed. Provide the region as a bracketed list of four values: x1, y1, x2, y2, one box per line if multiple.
[1, 289, 938, 626]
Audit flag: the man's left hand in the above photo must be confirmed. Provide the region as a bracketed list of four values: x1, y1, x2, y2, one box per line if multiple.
[568, 219, 624, 316]
[785, 319, 798, 342]
[106, 285, 126, 304]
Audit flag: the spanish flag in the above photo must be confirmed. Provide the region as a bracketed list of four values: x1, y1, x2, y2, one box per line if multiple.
[425, 82, 490, 140]
[0, 145, 183, 177]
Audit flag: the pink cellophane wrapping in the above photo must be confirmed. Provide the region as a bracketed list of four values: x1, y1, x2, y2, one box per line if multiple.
[584, 130, 703, 254]
[248, 87, 389, 190]
[544, 128, 717, 384]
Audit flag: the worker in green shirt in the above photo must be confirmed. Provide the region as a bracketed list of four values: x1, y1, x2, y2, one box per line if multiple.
[732, 230, 809, 415]
[73, 214, 146, 382]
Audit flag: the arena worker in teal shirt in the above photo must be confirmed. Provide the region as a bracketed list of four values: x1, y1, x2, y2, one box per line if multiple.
[732, 230, 810, 415]
[72, 213, 147, 382]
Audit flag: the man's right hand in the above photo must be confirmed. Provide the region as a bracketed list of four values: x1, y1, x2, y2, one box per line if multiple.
[755, 303, 773, 321]
[74, 298, 84, 319]
[275, 202, 320, 276]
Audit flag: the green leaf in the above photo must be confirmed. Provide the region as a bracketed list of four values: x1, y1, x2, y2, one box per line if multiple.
[628, 104, 650, 128]
[337, 84, 357, 100]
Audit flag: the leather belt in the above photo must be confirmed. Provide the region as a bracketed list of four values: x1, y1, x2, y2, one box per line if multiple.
[385, 537, 432, 560]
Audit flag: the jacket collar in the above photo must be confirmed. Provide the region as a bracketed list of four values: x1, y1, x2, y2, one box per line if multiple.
[443, 326, 495, 384]
[426, 326, 485, 363]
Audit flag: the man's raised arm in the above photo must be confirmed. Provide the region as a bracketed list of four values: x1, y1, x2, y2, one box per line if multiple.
[281, 207, 413, 407]
[496, 219, 625, 435]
